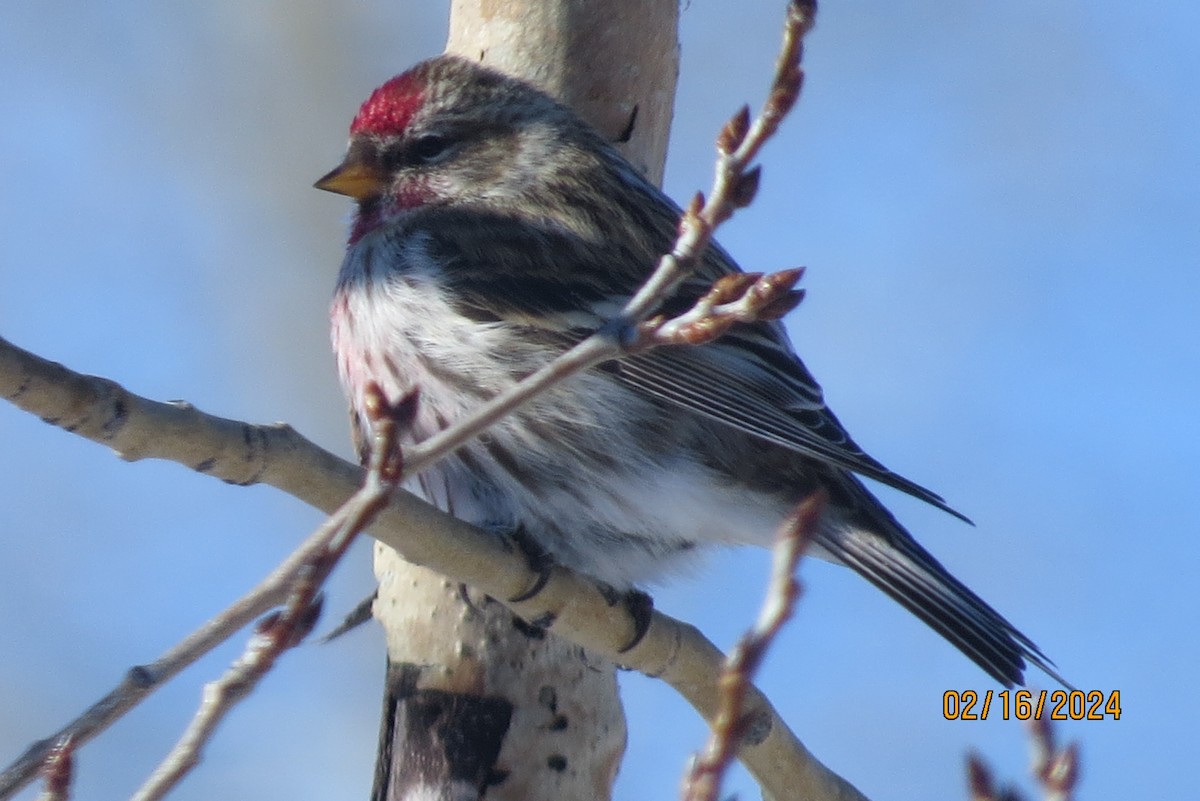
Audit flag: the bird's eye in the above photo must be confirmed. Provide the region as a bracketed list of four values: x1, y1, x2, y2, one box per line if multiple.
[410, 134, 454, 164]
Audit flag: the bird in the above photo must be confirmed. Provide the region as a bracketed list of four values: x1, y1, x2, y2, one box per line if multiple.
[315, 54, 1061, 687]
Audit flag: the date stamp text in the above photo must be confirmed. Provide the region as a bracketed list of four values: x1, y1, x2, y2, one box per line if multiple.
[943, 689, 1121, 721]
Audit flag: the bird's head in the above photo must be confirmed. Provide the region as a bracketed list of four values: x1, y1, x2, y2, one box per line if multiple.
[316, 56, 605, 244]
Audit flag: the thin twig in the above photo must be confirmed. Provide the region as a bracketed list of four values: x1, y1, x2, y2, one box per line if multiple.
[618, 0, 815, 326]
[0, 391, 410, 800]
[681, 490, 824, 801]
[639, 268, 805, 348]
[129, 385, 412, 801]
[34, 736, 74, 801]
[0, 521, 315, 797]
[1028, 717, 1079, 801]
[965, 719, 1079, 801]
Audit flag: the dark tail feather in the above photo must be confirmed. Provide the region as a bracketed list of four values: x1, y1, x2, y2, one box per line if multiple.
[822, 478, 1070, 688]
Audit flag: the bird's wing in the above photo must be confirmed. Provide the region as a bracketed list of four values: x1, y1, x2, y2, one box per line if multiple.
[420, 207, 965, 520]
[613, 320, 970, 522]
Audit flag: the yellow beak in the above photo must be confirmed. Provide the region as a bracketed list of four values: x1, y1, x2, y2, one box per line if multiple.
[314, 158, 387, 201]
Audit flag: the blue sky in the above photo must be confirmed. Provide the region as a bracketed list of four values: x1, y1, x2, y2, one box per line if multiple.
[1, 2, 1195, 799]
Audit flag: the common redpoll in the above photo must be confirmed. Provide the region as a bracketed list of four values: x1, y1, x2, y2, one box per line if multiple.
[317, 55, 1059, 687]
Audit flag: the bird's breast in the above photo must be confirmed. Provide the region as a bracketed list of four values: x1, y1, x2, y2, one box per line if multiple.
[331, 239, 533, 447]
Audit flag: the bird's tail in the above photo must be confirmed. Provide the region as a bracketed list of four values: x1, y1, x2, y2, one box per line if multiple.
[818, 474, 1070, 689]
